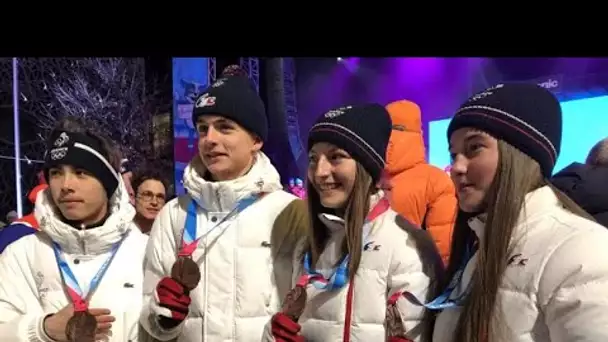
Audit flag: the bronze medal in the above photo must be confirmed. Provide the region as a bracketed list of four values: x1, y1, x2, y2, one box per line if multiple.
[171, 256, 201, 292]
[281, 285, 306, 322]
[385, 303, 406, 337]
[65, 311, 97, 342]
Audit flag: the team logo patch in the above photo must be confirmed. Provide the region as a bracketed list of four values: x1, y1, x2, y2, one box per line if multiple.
[196, 93, 216, 108]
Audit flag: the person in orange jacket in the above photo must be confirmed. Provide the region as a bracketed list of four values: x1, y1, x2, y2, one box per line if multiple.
[385, 100, 457, 265]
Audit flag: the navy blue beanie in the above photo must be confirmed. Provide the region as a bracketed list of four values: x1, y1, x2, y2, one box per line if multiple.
[447, 83, 562, 178]
[192, 75, 268, 142]
[308, 104, 392, 183]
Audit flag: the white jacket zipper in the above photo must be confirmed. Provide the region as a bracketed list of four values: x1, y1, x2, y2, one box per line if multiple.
[80, 223, 87, 255]
[216, 188, 223, 212]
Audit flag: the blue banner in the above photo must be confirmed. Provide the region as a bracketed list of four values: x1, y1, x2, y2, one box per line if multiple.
[172, 58, 209, 195]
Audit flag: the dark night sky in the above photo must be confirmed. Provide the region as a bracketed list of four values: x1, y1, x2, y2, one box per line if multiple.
[145, 57, 171, 76]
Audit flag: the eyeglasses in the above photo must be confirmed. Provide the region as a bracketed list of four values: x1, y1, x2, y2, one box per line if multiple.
[136, 191, 166, 203]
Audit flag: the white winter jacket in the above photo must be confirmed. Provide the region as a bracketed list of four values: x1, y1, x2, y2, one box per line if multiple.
[433, 185, 608, 341]
[263, 192, 435, 342]
[141, 152, 300, 342]
[0, 178, 148, 342]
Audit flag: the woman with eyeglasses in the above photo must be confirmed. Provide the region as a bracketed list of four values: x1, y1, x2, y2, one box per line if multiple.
[131, 168, 168, 234]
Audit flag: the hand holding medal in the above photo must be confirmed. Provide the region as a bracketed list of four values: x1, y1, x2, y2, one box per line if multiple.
[281, 285, 306, 322]
[51, 234, 128, 342]
[43, 304, 115, 342]
[151, 256, 200, 328]
[170, 256, 201, 293]
[168, 195, 264, 293]
[154, 196, 263, 325]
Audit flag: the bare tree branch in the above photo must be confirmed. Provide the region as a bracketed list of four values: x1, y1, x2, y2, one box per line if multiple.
[0, 57, 173, 213]
[20, 57, 166, 168]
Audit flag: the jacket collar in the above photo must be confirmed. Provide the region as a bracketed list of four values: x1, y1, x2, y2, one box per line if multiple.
[468, 185, 561, 242]
[319, 190, 386, 234]
[35, 178, 136, 255]
[182, 152, 284, 212]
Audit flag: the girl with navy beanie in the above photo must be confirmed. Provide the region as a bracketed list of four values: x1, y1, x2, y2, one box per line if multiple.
[264, 103, 443, 342]
[434, 83, 608, 341]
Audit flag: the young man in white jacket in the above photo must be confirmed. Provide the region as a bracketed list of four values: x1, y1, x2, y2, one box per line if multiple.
[0, 117, 148, 341]
[140, 74, 307, 341]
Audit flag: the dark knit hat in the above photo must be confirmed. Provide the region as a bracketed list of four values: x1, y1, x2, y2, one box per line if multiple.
[44, 131, 120, 198]
[308, 104, 392, 183]
[447, 83, 562, 178]
[192, 75, 268, 142]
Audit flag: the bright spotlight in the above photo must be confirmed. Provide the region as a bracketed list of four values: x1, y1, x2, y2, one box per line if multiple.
[337, 57, 343, 62]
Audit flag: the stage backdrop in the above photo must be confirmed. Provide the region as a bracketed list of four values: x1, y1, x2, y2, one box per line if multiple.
[428, 95, 608, 174]
[172, 58, 209, 195]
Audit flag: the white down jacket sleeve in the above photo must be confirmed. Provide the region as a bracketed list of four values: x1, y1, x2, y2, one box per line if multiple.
[140, 200, 183, 341]
[541, 229, 608, 341]
[0, 241, 54, 342]
[388, 236, 432, 342]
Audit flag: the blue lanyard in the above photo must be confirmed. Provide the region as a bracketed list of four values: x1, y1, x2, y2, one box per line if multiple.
[301, 222, 374, 291]
[52, 232, 129, 311]
[300, 197, 390, 291]
[302, 248, 351, 291]
[403, 241, 476, 310]
[179, 194, 263, 257]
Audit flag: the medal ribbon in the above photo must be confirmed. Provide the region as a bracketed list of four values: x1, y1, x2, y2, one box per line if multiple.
[297, 197, 390, 291]
[396, 240, 477, 310]
[52, 232, 129, 312]
[178, 193, 265, 257]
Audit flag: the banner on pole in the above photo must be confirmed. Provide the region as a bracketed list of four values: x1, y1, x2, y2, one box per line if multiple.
[172, 58, 209, 196]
